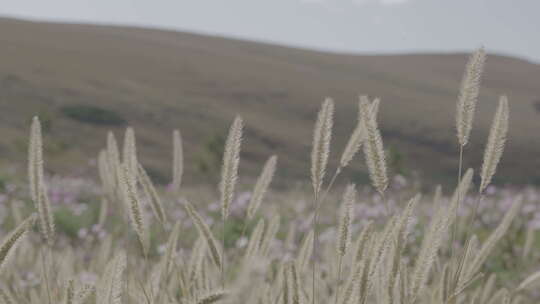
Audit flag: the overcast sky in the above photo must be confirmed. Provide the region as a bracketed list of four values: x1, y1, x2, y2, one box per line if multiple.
[1, 0, 539, 63]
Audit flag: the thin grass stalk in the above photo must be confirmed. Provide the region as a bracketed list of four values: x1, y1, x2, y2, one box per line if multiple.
[314, 167, 341, 217]
[463, 194, 485, 247]
[260, 214, 280, 257]
[296, 231, 314, 272]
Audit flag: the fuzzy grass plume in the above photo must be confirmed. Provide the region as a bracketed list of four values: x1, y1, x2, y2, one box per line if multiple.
[456, 47, 486, 146]
[97, 251, 127, 304]
[28, 117, 55, 246]
[120, 164, 148, 256]
[0, 215, 35, 273]
[479, 95, 509, 193]
[311, 98, 334, 197]
[183, 200, 223, 270]
[37, 186, 55, 247]
[337, 184, 355, 257]
[122, 127, 138, 178]
[220, 116, 243, 220]
[340, 100, 366, 169]
[172, 129, 183, 193]
[138, 163, 167, 225]
[360, 96, 388, 196]
[247, 155, 277, 219]
[28, 116, 44, 204]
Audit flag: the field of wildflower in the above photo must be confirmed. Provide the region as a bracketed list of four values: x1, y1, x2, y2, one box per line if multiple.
[0, 48, 539, 304]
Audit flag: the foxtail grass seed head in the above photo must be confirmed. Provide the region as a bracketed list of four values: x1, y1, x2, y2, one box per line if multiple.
[341, 95, 380, 172]
[247, 155, 277, 219]
[311, 98, 334, 197]
[282, 264, 290, 304]
[260, 215, 280, 257]
[0, 288, 16, 304]
[28, 116, 44, 204]
[370, 98, 380, 119]
[220, 116, 243, 220]
[447, 168, 474, 227]
[500, 289, 511, 304]
[64, 279, 75, 304]
[337, 184, 355, 257]
[188, 238, 207, 281]
[107, 131, 120, 189]
[122, 127, 138, 177]
[98, 198, 109, 228]
[195, 290, 228, 304]
[121, 164, 148, 256]
[97, 251, 127, 304]
[245, 219, 265, 260]
[98, 149, 113, 195]
[517, 270, 540, 291]
[37, 186, 55, 247]
[340, 101, 366, 168]
[0, 215, 35, 273]
[172, 129, 184, 193]
[360, 97, 388, 195]
[479, 96, 509, 193]
[522, 225, 535, 260]
[162, 221, 181, 275]
[76, 284, 95, 303]
[138, 163, 167, 225]
[288, 263, 301, 304]
[183, 200, 223, 269]
[456, 47, 486, 146]
[28, 117, 54, 246]
[468, 196, 522, 279]
[296, 231, 314, 272]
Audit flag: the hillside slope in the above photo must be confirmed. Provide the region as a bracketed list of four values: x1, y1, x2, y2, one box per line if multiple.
[1, 17, 540, 187]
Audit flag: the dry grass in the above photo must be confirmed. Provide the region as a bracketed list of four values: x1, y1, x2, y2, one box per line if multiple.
[0, 48, 540, 304]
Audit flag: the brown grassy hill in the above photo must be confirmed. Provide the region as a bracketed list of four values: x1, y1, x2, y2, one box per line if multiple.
[1, 17, 540, 188]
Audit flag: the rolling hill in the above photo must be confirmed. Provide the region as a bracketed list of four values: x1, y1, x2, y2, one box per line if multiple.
[1, 17, 540, 188]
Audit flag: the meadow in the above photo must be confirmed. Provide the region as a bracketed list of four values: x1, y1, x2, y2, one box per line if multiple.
[0, 48, 539, 304]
